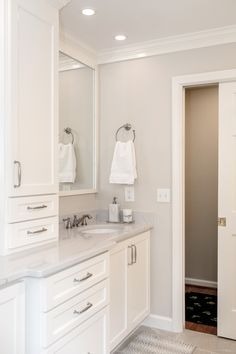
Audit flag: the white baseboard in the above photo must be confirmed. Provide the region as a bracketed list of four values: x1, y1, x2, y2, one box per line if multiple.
[185, 277, 217, 288]
[143, 314, 173, 332]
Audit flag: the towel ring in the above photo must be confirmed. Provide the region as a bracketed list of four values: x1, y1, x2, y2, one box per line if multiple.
[64, 127, 74, 144]
[115, 123, 135, 142]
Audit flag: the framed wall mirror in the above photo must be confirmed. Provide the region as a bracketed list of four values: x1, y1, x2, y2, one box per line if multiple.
[58, 51, 97, 196]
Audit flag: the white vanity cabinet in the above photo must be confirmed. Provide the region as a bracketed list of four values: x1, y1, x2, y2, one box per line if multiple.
[110, 242, 128, 350]
[0, 0, 60, 255]
[110, 231, 150, 351]
[127, 232, 150, 330]
[26, 252, 110, 354]
[0, 282, 25, 354]
[44, 307, 109, 354]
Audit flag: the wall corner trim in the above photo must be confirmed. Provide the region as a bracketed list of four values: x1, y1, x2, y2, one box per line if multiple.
[143, 314, 174, 332]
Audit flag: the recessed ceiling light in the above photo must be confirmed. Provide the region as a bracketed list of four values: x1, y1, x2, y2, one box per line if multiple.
[82, 8, 95, 16]
[115, 35, 127, 41]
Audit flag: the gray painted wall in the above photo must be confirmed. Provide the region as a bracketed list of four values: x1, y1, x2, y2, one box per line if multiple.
[60, 42, 236, 319]
[185, 86, 218, 283]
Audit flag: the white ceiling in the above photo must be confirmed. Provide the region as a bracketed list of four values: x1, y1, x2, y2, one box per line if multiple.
[60, 0, 236, 52]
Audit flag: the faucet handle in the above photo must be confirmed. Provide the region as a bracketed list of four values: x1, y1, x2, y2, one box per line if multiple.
[72, 215, 79, 227]
[63, 217, 72, 229]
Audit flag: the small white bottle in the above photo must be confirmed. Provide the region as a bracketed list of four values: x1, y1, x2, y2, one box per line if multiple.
[109, 197, 120, 223]
[123, 209, 133, 223]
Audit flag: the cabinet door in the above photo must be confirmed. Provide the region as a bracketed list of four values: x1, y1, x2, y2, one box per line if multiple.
[127, 232, 150, 331]
[46, 308, 109, 354]
[110, 243, 128, 351]
[0, 282, 25, 354]
[7, 0, 58, 196]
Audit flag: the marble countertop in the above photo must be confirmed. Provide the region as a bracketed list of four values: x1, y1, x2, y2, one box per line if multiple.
[0, 222, 152, 286]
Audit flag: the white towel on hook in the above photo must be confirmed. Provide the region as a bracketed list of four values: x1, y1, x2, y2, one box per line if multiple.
[59, 143, 76, 183]
[109, 140, 137, 184]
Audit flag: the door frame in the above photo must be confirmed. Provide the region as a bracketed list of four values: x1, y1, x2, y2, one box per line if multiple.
[172, 68, 236, 332]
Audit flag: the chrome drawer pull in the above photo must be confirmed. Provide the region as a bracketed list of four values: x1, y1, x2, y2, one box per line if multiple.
[73, 272, 93, 283]
[73, 302, 93, 315]
[128, 245, 133, 265]
[27, 205, 47, 210]
[132, 244, 137, 264]
[27, 227, 48, 235]
[14, 161, 21, 188]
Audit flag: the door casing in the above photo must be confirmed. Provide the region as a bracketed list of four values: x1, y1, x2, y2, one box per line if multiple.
[172, 69, 236, 332]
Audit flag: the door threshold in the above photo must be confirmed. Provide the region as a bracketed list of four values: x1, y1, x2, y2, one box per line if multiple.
[185, 322, 217, 335]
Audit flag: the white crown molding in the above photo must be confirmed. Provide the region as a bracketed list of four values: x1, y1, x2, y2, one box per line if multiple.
[60, 25, 236, 65]
[97, 25, 236, 64]
[47, 0, 71, 10]
[60, 31, 97, 68]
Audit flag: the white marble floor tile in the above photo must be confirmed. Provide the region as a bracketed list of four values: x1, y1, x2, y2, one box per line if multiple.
[177, 330, 236, 353]
[194, 350, 217, 354]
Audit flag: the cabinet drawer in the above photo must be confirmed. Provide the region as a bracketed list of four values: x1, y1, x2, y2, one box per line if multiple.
[6, 217, 58, 252]
[42, 279, 109, 348]
[42, 252, 109, 311]
[44, 307, 109, 354]
[7, 195, 58, 223]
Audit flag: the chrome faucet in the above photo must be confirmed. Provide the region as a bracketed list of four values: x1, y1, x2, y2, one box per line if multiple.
[63, 214, 93, 229]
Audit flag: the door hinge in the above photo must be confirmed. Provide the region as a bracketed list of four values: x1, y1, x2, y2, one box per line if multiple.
[218, 217, 226, 227]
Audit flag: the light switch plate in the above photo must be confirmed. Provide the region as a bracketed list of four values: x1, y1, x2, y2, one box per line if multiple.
[125, 186, 135, 202]
[157, 188, 170, 203]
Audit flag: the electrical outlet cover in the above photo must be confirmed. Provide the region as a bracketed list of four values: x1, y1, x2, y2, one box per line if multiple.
[124, 186, 135, 202]
[157, 188, 170, 202]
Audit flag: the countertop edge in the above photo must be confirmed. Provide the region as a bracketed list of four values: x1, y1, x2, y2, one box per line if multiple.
[0, 224, 153, 287]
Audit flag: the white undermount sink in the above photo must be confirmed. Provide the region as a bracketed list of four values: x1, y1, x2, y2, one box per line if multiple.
[81, 226, 122, 235]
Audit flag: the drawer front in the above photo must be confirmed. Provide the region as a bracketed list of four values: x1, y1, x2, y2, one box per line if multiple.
[6, 217, 58, 252]
[7, 195, 58, 223]
[42, 280, 109, 347]
[42, 252, 109, 311]
[44, 307, 109, 354]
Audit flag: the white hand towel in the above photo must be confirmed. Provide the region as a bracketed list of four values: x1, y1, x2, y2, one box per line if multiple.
[109, 140, 137, 184]
[59, 143, 76, 183]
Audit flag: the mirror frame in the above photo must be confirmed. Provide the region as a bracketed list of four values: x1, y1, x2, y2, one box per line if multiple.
[58, 42, 98, 196]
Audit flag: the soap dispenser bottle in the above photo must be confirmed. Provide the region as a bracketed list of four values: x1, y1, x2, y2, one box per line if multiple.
[109, 197, 120, 223]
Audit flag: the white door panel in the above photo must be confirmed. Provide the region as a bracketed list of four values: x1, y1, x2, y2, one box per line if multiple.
[218, 81, 236, 340]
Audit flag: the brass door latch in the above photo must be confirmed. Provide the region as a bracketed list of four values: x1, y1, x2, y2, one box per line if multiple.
[218, 217, 226, 227]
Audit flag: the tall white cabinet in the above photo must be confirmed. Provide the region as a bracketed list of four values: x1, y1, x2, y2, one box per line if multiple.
[0, 0, 61, 255]
[9, 0, 58, 197]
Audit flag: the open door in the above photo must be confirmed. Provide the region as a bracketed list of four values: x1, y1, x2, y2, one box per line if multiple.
[218, 81, 236, 340]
